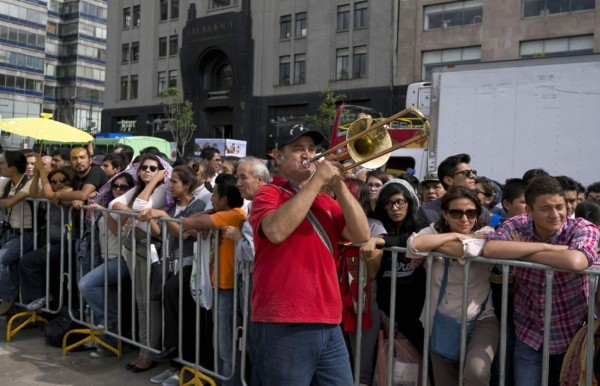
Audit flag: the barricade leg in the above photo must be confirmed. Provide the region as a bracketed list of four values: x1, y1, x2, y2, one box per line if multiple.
[6, 310, 48, 342]
[180, 366, 217, 386]
[62, 328, 122, 358]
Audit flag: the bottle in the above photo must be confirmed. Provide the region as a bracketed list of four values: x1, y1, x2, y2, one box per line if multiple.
[84, 305, 91, 324]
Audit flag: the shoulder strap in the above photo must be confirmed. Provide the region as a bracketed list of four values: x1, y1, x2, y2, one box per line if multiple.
[2, 179, 11, 199]
[6, 175, 32, 222]
[436, 258, 450, 307]
[277, 184, 334, 256]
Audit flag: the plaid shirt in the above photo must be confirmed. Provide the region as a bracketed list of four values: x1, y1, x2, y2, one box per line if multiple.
[489, 214, 599, 354]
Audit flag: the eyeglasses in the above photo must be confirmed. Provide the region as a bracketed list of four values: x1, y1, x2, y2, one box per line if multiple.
[50, 178, 67, 185]
[212, 158, 223, 163]
[140, 165, 159, 172]
[446, 209, 478, 219]
[111, 184, 130, 191]
[474, 189, 493, 197]
[385, 199, 408, 210]
[367, 183, 383, 189]
[453, 169, 477, 178]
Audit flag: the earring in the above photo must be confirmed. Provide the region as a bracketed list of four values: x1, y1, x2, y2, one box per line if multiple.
[445, 219, 449, 226]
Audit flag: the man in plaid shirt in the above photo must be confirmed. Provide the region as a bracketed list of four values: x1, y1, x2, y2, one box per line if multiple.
[484, 176, 599, 386]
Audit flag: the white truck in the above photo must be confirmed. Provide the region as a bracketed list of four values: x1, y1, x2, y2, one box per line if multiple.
[389, 54, 600, 186]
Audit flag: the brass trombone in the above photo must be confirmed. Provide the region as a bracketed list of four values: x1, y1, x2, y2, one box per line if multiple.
[304, 107, 431, 170]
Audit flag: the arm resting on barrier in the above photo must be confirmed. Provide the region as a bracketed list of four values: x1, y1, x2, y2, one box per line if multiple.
[0, 190, 28, 208]
[484, 240, 588, 271]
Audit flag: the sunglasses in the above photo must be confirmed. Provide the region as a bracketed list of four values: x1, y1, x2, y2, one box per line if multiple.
[140, 165, 159, 172]
[384, 199, 407, 210]
[453, 169, 477, 178]
[446, 209, 478, 219]
[367, 183, 383, 189]
[50, 178, 67, 185]
[111, 184, 130, 191]
[474, 189, 493, 197]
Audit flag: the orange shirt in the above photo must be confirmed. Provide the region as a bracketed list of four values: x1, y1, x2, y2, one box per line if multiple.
[210, 207, 247, 289]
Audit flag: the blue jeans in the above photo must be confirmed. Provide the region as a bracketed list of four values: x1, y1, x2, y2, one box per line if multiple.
[78, 258, 129, 326]
[513, 337, 564, 386]
[252, 322, 354, 386]
[0, 231, 34, 301]
[216, 289, 241, 386]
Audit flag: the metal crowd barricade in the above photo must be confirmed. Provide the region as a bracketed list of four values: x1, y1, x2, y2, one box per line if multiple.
[61, 204, 239, 384]
[375, 246, 600, 386]
[7, 198, 67, 341]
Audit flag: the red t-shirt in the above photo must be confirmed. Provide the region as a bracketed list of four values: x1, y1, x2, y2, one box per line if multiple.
[250, 176, 345, 324]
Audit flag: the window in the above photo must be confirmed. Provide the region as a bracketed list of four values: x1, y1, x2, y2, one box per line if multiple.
[424, 1, 483, 30]
[157, 71, 167, 93]
[295, 13, 307, 37]
[171, 0, 179, 19]
[120, 76, 128, 100]
[353, 46, 367, 78]
[294, 54, 306, 84]
[123, 7, 131, 29]
[280, 15, 291, 39]
[169, 35, 178, 56]
[336, 48, 349, 80]
[168, 70, 177, 88]
[130, 75, 138, 99]
[158, 37, 167, 57]
[132, 5, 140, 27]
[214, 64, 233, 90]
[520, 35, 593, 58]
[279, 56, 290, 85]
[160, 0, 168, 21]
[130, 42, 139, 62]
[422, 46, 481, 80]
[121, 44, 129, 64]
[210, 0, 237, 9]
[337, 5, 350, 31]
[523, 0, 595, 17]
[354, 2, 368, 28]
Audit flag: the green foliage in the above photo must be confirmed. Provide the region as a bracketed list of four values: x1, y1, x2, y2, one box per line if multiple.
[159, 87, 196, 158]
[303, 89, 346, 144]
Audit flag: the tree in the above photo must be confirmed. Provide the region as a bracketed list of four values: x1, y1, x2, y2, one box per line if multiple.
[303, 89, 346, 146]
[158, 87, 196, 158]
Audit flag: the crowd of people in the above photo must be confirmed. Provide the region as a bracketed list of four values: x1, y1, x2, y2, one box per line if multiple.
[0, 125, 599, 386]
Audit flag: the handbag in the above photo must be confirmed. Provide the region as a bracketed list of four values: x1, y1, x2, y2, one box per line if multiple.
[123, 226, 162, 259]
[429, 259, 489, 362]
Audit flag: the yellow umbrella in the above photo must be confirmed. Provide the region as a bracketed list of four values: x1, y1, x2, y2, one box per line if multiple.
[0, 115, 93, 143]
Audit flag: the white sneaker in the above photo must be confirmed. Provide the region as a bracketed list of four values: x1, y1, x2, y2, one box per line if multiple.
[162, 373, 180, 386]
[150, 369, 175, 384]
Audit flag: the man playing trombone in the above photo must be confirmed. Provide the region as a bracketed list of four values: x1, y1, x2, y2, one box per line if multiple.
[249, 124, 369, 385]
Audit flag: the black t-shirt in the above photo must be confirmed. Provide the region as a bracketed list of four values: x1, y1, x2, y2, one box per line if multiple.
[75, 166, 107, 193]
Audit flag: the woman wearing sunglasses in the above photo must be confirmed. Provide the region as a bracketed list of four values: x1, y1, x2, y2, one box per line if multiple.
[77, 172, 135, 358]
[109, 154, 169, 372]
[19, 162, 75, 311]
[406, 186, 498, 386]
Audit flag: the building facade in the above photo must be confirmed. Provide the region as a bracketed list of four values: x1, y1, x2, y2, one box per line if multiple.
[102, 0, 599, 157]
[0, 0, 107, 149]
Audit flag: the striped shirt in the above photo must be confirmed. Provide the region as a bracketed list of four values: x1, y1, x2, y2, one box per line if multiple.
[489, 214, 599, 354]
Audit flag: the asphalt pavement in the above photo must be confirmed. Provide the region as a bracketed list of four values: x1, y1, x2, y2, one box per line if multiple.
[0, 315, 170, 386]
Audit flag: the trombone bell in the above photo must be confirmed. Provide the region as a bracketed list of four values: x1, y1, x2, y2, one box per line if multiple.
[346, 118, 392, 169]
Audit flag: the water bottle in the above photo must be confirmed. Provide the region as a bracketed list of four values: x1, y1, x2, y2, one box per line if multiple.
[84, 305, 91, 324]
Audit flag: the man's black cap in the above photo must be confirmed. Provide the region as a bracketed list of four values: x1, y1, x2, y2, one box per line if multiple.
[275, 124, 324, 150]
